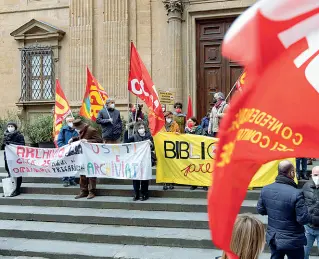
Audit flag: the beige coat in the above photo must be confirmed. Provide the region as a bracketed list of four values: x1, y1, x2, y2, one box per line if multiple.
[208, 101, 228, 133]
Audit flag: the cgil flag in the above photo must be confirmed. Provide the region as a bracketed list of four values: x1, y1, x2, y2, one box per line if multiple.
[207, 1, 319, 258]
[79, 67, 108, 121]
[53, 79, 72, 146]
[128, 42, 164, 136]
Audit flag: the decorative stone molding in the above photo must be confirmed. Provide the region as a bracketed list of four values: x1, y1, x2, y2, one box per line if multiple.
[163, 0, 184, 15]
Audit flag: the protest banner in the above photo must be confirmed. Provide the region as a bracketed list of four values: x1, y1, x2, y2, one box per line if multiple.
[159, 90, 175, 105]
[5, 141, 152, 180]
[154, 132, 295, 187]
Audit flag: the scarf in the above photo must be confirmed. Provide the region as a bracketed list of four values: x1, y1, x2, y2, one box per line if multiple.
[214, 100, 224, 109]
[3, 130, 18, 143]
[275, 174, 297, 188]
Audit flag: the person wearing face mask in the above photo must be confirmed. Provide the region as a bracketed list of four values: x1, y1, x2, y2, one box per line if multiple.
[1, 122, 25, 197]
[303, 166, 319, 259]
[96, 98, 122, 144]
[173, 102, 186, 133]
[125, 121, 155, 201]
[208, 92, 228, 137]
[57, 116, 79, 187]
[257, 160, 313, 259]
[69, 119, 103, 199]
[161, 111, 180, 190]
[161, 104, 166, 113]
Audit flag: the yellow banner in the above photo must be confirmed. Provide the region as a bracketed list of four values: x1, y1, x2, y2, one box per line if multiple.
[154, 133, 296, 187]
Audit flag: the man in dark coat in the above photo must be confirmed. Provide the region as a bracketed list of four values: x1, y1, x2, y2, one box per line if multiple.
[96, 98, 122, 144]
[57, 116, 78, 187]
[1, 122, 25, 197]
[302, 166, 319, 259]
[257, 160, 312, 259]
[69, 119, 103, 199]
[125, 120, 154, 201]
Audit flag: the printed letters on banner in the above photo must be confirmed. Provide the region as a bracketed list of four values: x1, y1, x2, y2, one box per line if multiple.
[5, 141, 152, 180]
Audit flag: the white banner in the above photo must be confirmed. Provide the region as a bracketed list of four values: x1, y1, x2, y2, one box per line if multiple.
[5, 141, 152, 180]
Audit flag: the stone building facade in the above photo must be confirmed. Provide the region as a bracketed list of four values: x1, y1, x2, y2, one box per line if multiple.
[0, 0, 256, 122]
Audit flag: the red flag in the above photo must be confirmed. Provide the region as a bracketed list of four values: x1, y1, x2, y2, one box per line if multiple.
[208, 1, 319, 258]
[128, 42, 164, 135]
[186, 95, 193, 120]
[235, 71, 247, 92]
[79, 67, 108, 121]
[53, 79, 72, 146]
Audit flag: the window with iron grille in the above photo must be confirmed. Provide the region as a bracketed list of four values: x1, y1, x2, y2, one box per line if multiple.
[20, 46, 55, 102]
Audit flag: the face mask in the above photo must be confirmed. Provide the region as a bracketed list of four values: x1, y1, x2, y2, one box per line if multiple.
[109, 103, 115, 109]
[176, 108, 182, 113]
[162, 107, 166, 112]
[312, 176, 319, 185]
[166, 118, 172, 124]
[187, 122, 194, 128]
[67, 122, 73, 128]
[7, 126, 15, 133]
[138, 128, 145, 136]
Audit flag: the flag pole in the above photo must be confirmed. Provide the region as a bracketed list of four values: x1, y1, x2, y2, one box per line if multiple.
[225, 81, 237, 102]
[133, 96, 138, 134]
[127, 92, 131, 139]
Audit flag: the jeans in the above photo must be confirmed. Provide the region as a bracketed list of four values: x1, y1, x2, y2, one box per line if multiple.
[296, 158, 307, 176]
[305, 225, 319, 259]
[269, 245, 304, 259]
[62, 176, 75, 183]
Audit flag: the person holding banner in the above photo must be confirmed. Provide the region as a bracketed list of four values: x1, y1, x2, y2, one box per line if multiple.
[96, 98, 122, 144]
[57, 116, 78, 187]
[1, 122, 25, 197]
[208, 92, 228, 137]
[69, 119, 103, 199]
[126, 120, 154, 201]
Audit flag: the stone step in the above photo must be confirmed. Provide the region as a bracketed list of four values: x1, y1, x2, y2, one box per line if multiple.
[0, 194, 258, 213]
[0, 205, 214, 229]
[0, 220, 317, 256]
[0, 237, 317, 259]
[0, 183, 261, 200]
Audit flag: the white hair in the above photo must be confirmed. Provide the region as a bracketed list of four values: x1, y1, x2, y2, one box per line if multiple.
[214, 92, 225, 100]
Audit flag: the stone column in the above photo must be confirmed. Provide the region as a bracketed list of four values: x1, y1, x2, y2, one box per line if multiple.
[163, 0, 184, 103]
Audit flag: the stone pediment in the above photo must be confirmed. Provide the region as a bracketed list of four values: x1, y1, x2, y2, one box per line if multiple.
[10, 19, 65, 41]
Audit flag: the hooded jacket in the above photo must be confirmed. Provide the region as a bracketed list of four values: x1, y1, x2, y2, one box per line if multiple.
[57, 126, 78, 147]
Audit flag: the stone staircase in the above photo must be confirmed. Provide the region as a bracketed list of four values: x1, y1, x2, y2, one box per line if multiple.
[0, 163, 317, 258]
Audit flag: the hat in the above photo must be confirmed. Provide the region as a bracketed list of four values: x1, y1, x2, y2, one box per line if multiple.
[73, 119, 84, 128]
[7, 122, 18, 130]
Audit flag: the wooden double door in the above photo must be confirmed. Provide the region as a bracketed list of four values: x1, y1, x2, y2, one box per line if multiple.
[196, 18, 243, 120]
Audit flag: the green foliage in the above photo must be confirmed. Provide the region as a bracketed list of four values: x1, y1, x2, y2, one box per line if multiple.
[0, 111, 21, 145]
[25, 115, 54, 144]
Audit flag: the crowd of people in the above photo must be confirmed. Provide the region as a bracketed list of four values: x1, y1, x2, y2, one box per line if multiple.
[1, 93, 319, 258]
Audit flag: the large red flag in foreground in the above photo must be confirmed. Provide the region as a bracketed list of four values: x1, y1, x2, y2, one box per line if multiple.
[186, 95, 193, 120]
[128, 42, 164, 135]
[208, 1, 319, 258]
[53, 79, 71, 146]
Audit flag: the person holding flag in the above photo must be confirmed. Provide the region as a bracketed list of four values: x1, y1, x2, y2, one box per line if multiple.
[57, 116, 78, 187]
[208, 92, 228, 137]
[96, 98, 122, 144]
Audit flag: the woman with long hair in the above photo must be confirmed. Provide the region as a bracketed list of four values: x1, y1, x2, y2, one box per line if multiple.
[220, 214, 265, 259]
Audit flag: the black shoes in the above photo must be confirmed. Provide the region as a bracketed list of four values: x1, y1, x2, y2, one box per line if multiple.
[133, 196, 139, 201]
[9, 189, 21, 197]
[140, 196, 149, 201]
[203, 187, 208, 191]
[190, 186, 197, 190]
[163, 184, 168, 191]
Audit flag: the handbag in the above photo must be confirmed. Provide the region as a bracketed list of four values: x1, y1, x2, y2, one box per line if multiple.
[2, 177, 16, 197]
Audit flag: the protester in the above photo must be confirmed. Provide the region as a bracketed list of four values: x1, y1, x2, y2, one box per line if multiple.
[125, 120, 154, 201]
[1, 122, 25, 197]
[296, 157, 309, 180]
[208, 92, 228, 137]
[185, 117, 207, 191]
[161, 104, 166, 113]
[69, 119, 103, 199]
[57, 116, 78, 187]
[219, 214, 265, 259]
[173, 102, 186, 133]
[162, 111, 180, 190]
[257, 160, 312, 259]
[96, 98, 122, 144]
[303, 166, 319, 259]
[200, 112, 210, 135]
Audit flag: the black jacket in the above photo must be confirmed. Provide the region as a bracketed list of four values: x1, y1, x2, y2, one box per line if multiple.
[303, 180, 319, 229]
[96, 108, 122, 141]
[1, 130, 25, 160]
[257, 175, 311, 250]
